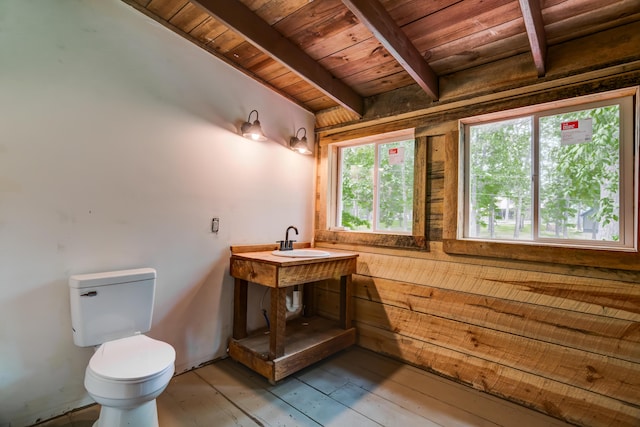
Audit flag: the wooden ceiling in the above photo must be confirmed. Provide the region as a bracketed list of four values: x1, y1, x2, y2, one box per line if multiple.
[124, 0, 640, 128]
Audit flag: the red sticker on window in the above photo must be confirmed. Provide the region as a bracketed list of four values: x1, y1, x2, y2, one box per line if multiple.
[561, 121, 579, 130]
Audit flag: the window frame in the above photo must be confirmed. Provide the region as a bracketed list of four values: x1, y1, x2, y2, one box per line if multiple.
[444, 86, 640, 269]
[318, 128, 428, 250]
[335, 132, 415, 235]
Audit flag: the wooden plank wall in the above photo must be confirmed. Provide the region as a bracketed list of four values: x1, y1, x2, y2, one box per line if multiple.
[313, 120, 640, 426]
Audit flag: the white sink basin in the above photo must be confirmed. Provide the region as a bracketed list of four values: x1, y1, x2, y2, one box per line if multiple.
[271, 249, 331, 258]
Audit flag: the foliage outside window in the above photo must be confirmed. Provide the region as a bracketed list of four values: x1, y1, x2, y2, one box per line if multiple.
[461, 89, 637, 250]
[336, 134, 415, 234]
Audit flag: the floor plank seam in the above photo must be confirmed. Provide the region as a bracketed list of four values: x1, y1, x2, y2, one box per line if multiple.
[193, 368, 267, 427]
[294, 374, 386, 426]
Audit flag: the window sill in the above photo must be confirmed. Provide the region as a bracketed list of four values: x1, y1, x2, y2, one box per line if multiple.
[315, 230, 428, 250]
[443, 239, 640, 271]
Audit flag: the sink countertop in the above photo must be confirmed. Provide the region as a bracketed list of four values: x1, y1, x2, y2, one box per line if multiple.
[232, 248, 357, 266]
[230, 243, 358, 267]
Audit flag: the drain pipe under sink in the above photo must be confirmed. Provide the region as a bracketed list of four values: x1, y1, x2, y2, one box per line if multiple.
[286, 285, 302, 316]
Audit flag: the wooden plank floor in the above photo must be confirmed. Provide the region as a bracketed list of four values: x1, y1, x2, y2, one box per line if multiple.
[35, 347, 572, 427]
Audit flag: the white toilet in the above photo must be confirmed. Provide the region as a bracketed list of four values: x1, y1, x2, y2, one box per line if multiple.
[69, 268, 175, 427]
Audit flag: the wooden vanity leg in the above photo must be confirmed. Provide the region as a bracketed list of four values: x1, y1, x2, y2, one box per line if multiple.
[233, 278, 248, 339]
[269, 287, 287, 360]
[339, 275, 353, 329]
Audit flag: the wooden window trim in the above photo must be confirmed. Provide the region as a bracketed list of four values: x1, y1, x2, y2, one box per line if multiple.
[442, 238, 640, 270]
[315, 133, 428, 250]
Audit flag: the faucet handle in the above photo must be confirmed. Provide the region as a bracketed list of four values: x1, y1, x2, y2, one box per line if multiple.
[276, 240, 286, 250]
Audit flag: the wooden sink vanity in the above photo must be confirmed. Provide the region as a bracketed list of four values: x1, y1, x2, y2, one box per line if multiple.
[229, 243, 358, 383]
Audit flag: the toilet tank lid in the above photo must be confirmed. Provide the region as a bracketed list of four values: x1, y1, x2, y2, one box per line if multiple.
[69, 268, 156, 289]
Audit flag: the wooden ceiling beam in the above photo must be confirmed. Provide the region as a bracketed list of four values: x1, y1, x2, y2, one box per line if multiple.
[518, 0, 547, 76]
[341, 0, 439, 100]
[191, 0, 364, 116]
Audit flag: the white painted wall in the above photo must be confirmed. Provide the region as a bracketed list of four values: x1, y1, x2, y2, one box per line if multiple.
[0, 1, 315, 425]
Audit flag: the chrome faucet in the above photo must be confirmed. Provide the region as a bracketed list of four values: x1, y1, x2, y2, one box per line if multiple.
[277, 225, 298, 250]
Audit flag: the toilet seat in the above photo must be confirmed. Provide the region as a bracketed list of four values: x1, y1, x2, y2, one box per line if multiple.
[85, 335, 175, 408]
[89, 335, 175, 382]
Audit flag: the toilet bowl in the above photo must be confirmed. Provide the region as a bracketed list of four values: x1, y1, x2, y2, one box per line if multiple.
[85, 334, 175, 427]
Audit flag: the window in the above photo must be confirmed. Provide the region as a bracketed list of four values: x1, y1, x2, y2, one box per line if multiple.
[331, 130, 415, 234]
[460, 88, 637, 251]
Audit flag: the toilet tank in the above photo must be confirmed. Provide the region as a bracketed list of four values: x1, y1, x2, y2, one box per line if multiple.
[69, 268, 157, 347]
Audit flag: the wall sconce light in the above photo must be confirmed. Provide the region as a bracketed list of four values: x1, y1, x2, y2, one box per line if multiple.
[290, 127, 312, 155]
[240, 109, 268, 141]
